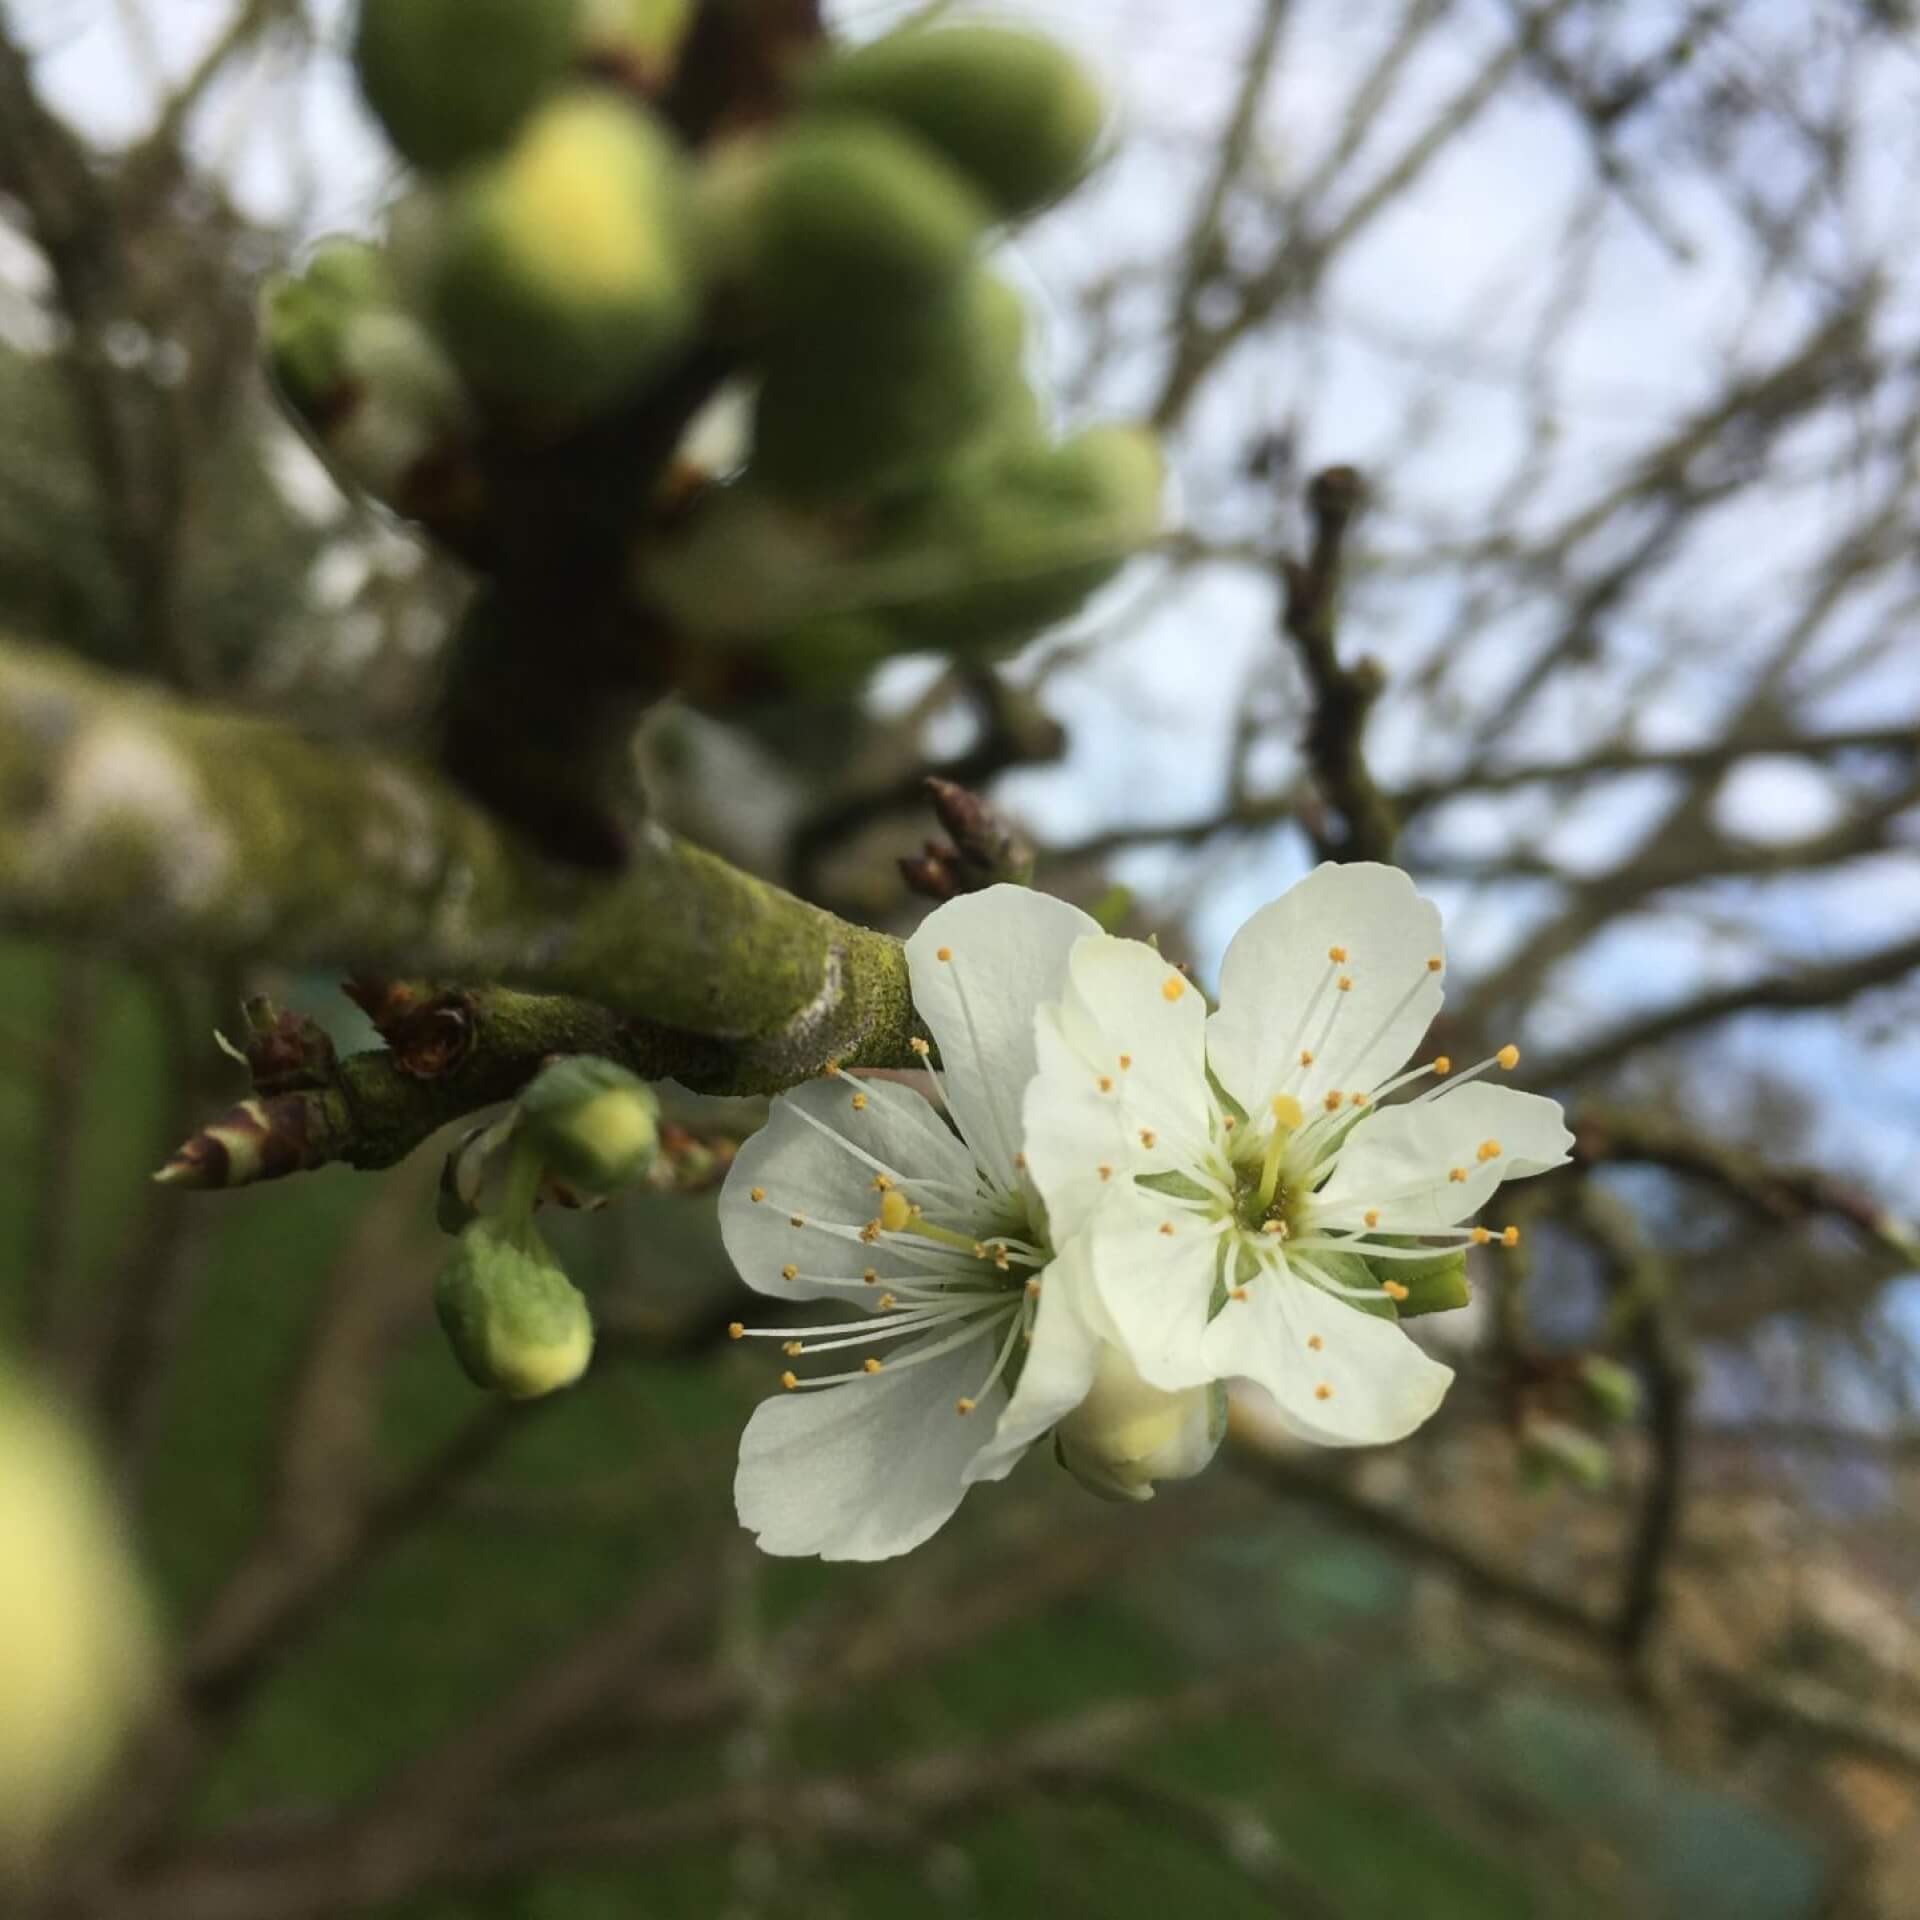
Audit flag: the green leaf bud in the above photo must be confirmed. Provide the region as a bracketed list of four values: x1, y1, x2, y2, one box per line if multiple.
[804, 23, 1105, 219]
[752, 265, 1036, 502]
[518, 1056, 660, 1196]
[426, 92, 698, 419]
[743, 115, 989, 330]
[261, 239, 392, 414]
[434, 1221, 595, 1398]
[1055, 1344, 1225, 1503]
[1364, 1243, 1471, 1318]
[1576, 1354, 1642, 1425]
[1519, 1417, 1611, 1494]
[354, 0, 582, 175]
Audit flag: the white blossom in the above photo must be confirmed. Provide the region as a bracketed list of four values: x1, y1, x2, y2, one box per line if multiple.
[718, 888, 1219, 1561]
[1023, 862, 1573, 1447]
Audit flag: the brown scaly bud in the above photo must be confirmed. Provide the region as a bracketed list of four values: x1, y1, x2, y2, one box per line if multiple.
[153, 1091, 346, 1190]
[924, 777, 1033, 887]
[342, 978, 474, 1079]
[238, 997, 337, 1093]
[900, 842, 963, 903]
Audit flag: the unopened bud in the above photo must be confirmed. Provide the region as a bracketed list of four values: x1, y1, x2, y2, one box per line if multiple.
[1054, 1344, 1225, 1503]
[1576, 1354, 1642, 1425]
[804, 23, 1105, 219]
[0, 1369, 155, 1872]
[426, 92, 698, 419]
[434, 1222, 595, 1398]
[354, 0, 582, 175]
[519, 1057, 660, 1196]
[1364, 1243, 1470, 1318]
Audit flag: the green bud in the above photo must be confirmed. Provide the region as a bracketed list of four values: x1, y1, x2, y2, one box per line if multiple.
[752, 265, 1036, 502]
[1519, 1418, 1611, 1494]
[518, 1057, 660, 1196]
[262, 239, 391, 413]
[805, 23, 1104, 219]
[354, 0, 582, 174]
[1364, 1243, 1471, 1319]
[1577, 1354, 1642, 1425]
[743, 115, 989, 330]
[426, 92, 698, 419]
[434, 1221, 595, 1398]
[1054, 1345, 1225, 1503]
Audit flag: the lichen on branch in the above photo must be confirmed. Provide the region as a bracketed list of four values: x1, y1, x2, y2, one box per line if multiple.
[0, 640, 919, 1109]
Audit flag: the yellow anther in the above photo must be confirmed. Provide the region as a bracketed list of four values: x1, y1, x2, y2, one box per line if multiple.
[1161, 976, 1185, 1002]
[1350, 1092, 1369, 1108]
[862, 1268, 878, 1284]
[1314, 1383, 1333, 1401]
[877, 1293, 896, 1310]
[1270, 1093, 1304, 1131]
[879, 1190, 913, 1232]
[1501, 1225, 1520, 1249]
[1231, 1286, 1249, 1301]
[1323, 1090, 1343, 1112]
[955, 1397, 976, 1416]
[1470, 1227, 1491, 1246]
[1307, 1334, 1324, 1352]
[936, 946, 953, 962]
[1299, 1048, 1314, 1067]
[780, 1263, 797, 1281]
[823, 1059, 841, 1077]
[863, 1357, 882, 1374]
[728, 1322, 745, 1340]
[871, 1173, 893, 1191]
[992, 1245, 1011, 1270]
[1426, 956, 1443, 973]
[789, 1213, 806, 1228]
[1026, 1278, 1042, 1297]
[851, 1091, 868, 1111]
[1448, 1167, 1467, 1184]
[783, 1340, 802, 1356]
[859, 1221, 881, 1244]
[749, 1187, 766, 1204]
[1098, 1075, 1114, 1093]
[1118, 1053, 1133, 1070]
[972, 1242, 988, 1260]
[1261, 1220, 1287, 1237]
[1158, 1221, 1175, 1237]
[1222, 1115, 1237, 1131]
[1476, 1139, 1501, 1163]
[1098, 1164, 1112, 1181]
[1328, 946, 1348, 964]
[909, 1036, 931, 1056]
[1337, 976, 1354, 993]
[1382, 1280, 1409, 1302]
[1139, 1128, 1157, 1148]
[1432, 1056, 1452, 1076]
[1014, 1151, 1027, 1169]
[1497, 1044, 1520, 1070]
[781, 1371, 799, 1391]
[1363, 1208, 1380, 1228]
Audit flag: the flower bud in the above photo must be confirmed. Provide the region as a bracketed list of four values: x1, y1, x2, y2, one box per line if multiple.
[1518, 1416, 1611, 1494]
[434, 1222, 595, 1398]
[518, 1057, 660, 1196]
[1055, 1343, 1225, 1503]
[426, 92, 698, 419]
[1576, 1354, 1642, 1425]
[0, 1369, 155, 1872]
[354, 0, 582, 175]
[804, 24, 1105, 219]
[750, 265, 1035, 502]
[740, 116, 989, 332]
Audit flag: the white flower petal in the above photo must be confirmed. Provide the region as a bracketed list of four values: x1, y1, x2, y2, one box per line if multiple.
[1203, 1268, 1453, 1446]
[962, 1237, 1105, 1487]
[1085, 1186, 1221, 1392]
[1055, 1344, 1224, 1501]
[1309, 1082, 1574, 1232]
[1207, 863, 1444, 1115]
[720, 1075, 981, 1300]
[734, 1327, 1008, 1560]
[1022, 937, 1211, 1242]
[905, 886, 1102, 1190]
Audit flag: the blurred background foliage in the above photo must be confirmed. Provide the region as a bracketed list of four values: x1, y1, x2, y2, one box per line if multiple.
[1, 1, 1918, 1915]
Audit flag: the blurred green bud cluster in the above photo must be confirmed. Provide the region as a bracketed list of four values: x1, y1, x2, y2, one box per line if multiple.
[281, 2, 1151, 733]
[429, 1056, 658, 1397]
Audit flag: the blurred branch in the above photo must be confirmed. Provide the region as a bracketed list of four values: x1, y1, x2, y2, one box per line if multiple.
[0, 641, 919, 1107]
